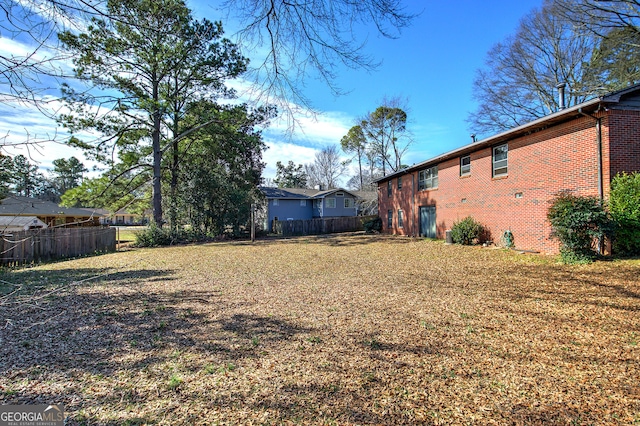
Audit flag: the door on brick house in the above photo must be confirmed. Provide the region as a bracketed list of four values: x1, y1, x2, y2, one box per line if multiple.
[419, 206, 436, 238]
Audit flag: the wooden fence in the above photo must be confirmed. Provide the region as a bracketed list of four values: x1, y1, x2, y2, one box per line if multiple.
[0, 227, 116, 267]
[273, 215, 376, 237]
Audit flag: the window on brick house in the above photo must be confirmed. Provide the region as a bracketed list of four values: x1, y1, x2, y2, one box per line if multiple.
[398, 176, 402, 189]
[418, 166, 438, 190]
[460, 155, 471, 176]
[387, 210, 393, 228]
[398, 209, 403, 228]
[493, 144, 508, 177]
[387, 180, 392, 197]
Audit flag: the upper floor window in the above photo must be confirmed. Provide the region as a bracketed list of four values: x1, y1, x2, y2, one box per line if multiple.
[460, 155, 471, 176]
[493, 144, 508, 177]
[336, 192, 344, 197]
[387, 180, 392, 197]
[397, 176, 402, 190]
[418, 166, 438, 190]
[326, 198, 336, 208]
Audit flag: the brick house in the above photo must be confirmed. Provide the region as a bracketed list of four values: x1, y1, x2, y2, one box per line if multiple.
[375, 84, 640, 254]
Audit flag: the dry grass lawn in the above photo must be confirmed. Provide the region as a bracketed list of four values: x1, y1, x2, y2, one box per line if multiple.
[0, 234, 639, 425]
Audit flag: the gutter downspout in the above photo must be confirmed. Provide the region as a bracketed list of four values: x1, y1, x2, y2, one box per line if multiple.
[579, 106, 605, 254]
[578, 107, 604, 203]
[412, 172, 416, 237]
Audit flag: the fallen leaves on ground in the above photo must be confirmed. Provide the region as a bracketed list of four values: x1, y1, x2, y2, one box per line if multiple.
[0, 234, 638, 425]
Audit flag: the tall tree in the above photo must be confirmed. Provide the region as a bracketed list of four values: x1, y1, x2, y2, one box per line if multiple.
[11, 154, 43, 197]
[555, 0, 640, 36]
[58, 0, 247, 227]
[583, 26, 640, 92]
[51, 156, 87, 195]
[0, 155, 14, 199]
[361, 104, 410, 175]
[177, 102, 272, 235]
[304, 145, 348, 189]
[2, 0, 414, 132]
[274, 161, 308, 188]
[340, 125, 368, 190]
[556, 0, 640, 93]
[467, 0, 598, 136]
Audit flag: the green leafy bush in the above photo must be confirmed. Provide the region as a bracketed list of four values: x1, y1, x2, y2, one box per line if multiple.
[547, 192, 612, 264]
[134, 224, 172, 247]
[609, 172, 640, 256]
[363, 217, 382, 233]
[134, 224, 214, 247]
[450, 216, 484, 245]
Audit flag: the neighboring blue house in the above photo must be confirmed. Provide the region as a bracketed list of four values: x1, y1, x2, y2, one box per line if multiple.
[259, 187, 360, 232]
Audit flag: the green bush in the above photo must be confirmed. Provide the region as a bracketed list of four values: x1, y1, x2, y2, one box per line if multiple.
[609, 172, 640, 256]
[450, 216, 484, 245]
[134, 224, 214, 247]
[547, 192, 612, 264]
[134, 224, 172, 247]
[363, 217, 382, 233]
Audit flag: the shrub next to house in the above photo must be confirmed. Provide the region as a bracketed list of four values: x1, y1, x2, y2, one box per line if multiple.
[363, 217, 382, 233]
[450, 216, 484, 245]
[609, 172, 640, 256]
[547, 192, 612, 264]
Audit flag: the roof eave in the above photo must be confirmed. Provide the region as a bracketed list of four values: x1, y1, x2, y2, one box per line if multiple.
[374, 97, 608, 183]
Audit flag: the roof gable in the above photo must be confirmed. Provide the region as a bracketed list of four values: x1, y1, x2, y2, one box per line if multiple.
[0, 216, 47, 228]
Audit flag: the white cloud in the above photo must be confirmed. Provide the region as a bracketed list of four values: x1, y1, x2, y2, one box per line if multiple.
[267, 110, 352, 148]
[262, 140, 318, 180]
[226, 75, 354, 148]
[0, 100, 101, 174]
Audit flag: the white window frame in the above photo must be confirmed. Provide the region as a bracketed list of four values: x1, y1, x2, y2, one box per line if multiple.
[273, 199, 279, 206]
[387, 210, 393, 228]
[492, 144, 508, 177]
[336, 192, 344, 197]
[300, 199, 306, 206]
[418, 166, 438, 190]
[326, 198, 336, 208]
[398, 209, 403, 228]
[460, 155, 471, 176]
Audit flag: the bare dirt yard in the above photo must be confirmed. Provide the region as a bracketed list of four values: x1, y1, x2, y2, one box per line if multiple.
[0, 234, 638, 425]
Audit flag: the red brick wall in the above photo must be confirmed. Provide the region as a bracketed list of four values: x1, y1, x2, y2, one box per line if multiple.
[608, 109, 640, 180]
[378, 111, 637, 254]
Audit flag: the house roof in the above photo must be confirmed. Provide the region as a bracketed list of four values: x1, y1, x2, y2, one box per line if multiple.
[0, 196, 103, 218]
[259, 187, 360, 199]
[93, 208, 137, 216]
[374, 82, 640, 183]
[0, 215, 47, 228]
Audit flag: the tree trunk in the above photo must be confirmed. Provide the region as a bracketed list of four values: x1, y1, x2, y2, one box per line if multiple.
[152, 77, 163, 227]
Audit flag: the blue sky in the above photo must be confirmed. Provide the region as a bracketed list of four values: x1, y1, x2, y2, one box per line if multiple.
[0, 0, 543, 183]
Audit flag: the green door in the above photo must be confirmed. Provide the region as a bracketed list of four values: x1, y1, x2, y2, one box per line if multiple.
[419, 206, 436, 238]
